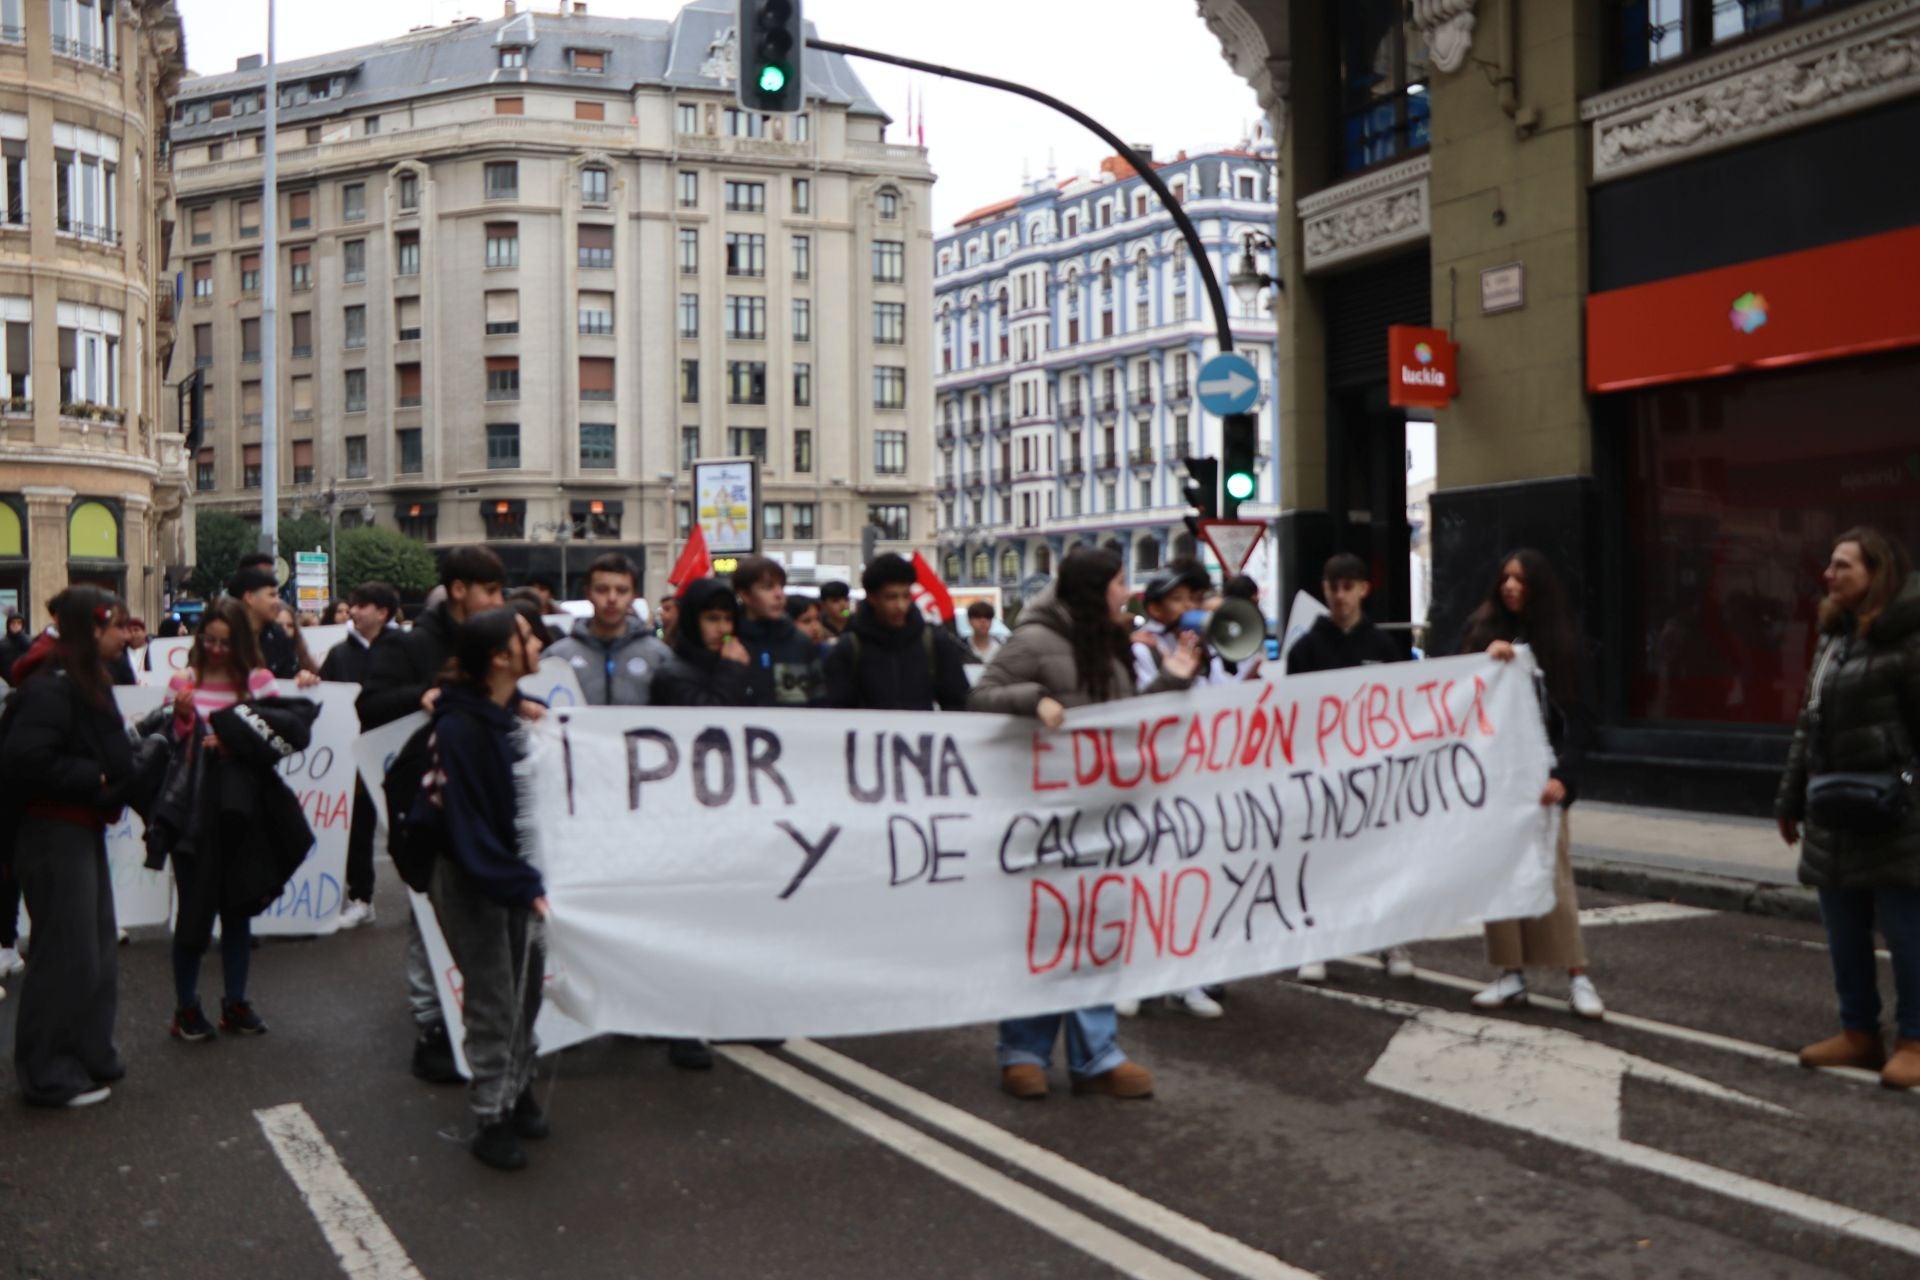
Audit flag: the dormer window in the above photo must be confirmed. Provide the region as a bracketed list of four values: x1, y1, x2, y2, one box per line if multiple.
[499, 46, 526, 69]
[569, 48, 605, 74]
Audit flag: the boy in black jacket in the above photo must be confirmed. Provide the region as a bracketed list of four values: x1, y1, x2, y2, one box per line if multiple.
[731, 556, 822, 707]
[320, 582, 401, 929]
[651, 579, 754, 708]
[823, 554, 970, 712]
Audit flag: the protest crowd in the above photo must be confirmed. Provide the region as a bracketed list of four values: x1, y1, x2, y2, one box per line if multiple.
[1, 523, 1916, 1173]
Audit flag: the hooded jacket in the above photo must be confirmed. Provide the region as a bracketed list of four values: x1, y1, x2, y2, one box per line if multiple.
[968, 584, 1194, 715]
[1778, 571, 1920, 891]
[651, 578, 756, 708]
[1286, 614, 1404, 675]
[419, 683, 545, 908]
[0, 665, 135, 830]
[823, 602, 971, 712]
[357, 602, 459, 729]
[319, 626, 398, 686]
[737, 610, 824, 707]
[545, 615, 674, 707]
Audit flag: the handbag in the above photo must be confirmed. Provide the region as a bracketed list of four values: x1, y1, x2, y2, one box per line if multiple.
[1804, 637, 1918, 834]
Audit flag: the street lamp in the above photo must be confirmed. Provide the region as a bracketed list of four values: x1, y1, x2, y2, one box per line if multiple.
[1229, 232, 1282, 312]
[309, 479, 375, 600]
[532, 516, 587, 600]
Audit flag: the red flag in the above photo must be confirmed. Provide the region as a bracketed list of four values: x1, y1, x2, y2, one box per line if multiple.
[668, 521, 711, 593]
[910, 551, 955, 622]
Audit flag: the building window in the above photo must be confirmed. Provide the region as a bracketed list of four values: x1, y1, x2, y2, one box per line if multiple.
[484, 161, 519, 198]
[396, 231, 420, 275]
[397, 428, 423, 474]
[725, 295, 765, 340]
[397, 172, 419, 211]
[580, 291, 614, 336]
[878, 189, 899, 220]
[485, 290, 518, 335]
[575, 100, 606, 122]
[792, 234, 811, 280]
[873, 301, 905, 345]
[727, 360, 766, 405]
[723, 108, 765, 138]
[676, 103, 700, 135]
[346, 435, 368, 479]
[288, 190, 311, 230]
[1609, 0, 1838, 82]
[677, 170, 699, 208]
[875, 431, 906, 475]
[483, 502, 525, 540]
[569, 48, 605, 74]
[793, 113, 811, 142]
[725, 232, 765, 277]
[793, 502, 816, 540]
[580, 165, 609, 203]
[240, 317, 261, 363]
[487, 422, 521, 469]
[676, 501, 692, 537]
[187, 205, 211, 245]
[243, 443, 262, 490]
[394, 297, 421, 342]
[344, 368, 367, 413]
[791, 298, 811, 343]
[196, 448, 215, 492]
[499, 45, 526, 69]
[494, 97, 524, 117]
[792, 178, 811, 214]
[728, 426, 768, 462]
[192, 322, 212, 367]
[680, 425, 700, 469]
[793, 362, 811, 407]
[191, 259, 212, 298]
[292, 439, 316, 486]
[577, 223, 613, 269]
[793, 429, 813, 474]
[872, 240, 905, 282]
[342, 182, 365, 222]
[396, 503, 435, 541]
[873, 366, 906, 409]
[343, 304, 366, 350]
[239, 253, 260, 293]
[869, 505, 909, 541]
[1335, 1, 1431, 175]
[579, 356, 615, 401]
[680, 358, 699, 403]
[485, 356, 519, 402]
[289, 245, 313, 291]
[678, 228, 699, 274]
[763, 503, 784, 542]
[395, 363, 421, 408]
[580, 422, 615, 470]
[673, 292, 698, 339]
[725, 180, 765, 213]
[485, 222, 519, 268]
[342, 238, 366, 283]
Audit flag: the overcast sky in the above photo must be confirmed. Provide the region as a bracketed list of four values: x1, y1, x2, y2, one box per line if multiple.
[173, 0, 1264, 230]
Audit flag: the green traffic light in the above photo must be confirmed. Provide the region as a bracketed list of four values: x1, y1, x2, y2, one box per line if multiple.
[758, 64, 787, 94]
[1225, 472, 1256, 501]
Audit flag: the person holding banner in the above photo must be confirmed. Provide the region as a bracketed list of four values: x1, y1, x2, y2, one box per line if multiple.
[546, 554, 673, 708]
[1462, 550, 1605, 1021]
[822, 554, 971, 713]
[1, 586, 134, 1108]
[969, 546, 1202, 1100]
[733, 556, 824, 707]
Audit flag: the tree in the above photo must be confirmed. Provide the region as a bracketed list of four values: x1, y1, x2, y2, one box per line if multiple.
[278, 514, 332, 561]
[187, 510, 256, 598]
[336, 526, 438, 600]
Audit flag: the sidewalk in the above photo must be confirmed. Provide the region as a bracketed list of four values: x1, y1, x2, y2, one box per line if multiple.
[1569, 801, 1819, 921]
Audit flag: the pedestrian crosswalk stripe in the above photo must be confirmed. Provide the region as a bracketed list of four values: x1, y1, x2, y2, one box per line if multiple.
[255, 1103, 425, 1280]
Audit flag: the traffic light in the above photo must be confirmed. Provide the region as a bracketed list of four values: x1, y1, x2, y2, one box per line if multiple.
[738, 0, 805, 113]
[1221, 413, 1257, 518]
[1181, 455, 1218, 542]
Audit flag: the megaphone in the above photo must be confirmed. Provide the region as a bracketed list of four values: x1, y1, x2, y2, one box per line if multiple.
[1179, 597, 1267, 664]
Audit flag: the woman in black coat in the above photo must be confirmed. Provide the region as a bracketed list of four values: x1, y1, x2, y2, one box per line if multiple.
[1778, 528, 1920, 1088]
[1, 586, 134, 1108]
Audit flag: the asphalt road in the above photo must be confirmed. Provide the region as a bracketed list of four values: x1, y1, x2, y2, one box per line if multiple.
[3, 881, 1916, 1280]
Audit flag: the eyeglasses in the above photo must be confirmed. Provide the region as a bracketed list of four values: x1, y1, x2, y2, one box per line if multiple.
[201, 638, 231, 652]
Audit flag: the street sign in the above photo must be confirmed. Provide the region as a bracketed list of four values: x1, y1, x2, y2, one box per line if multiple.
[1197, 518, 1265, 573]
[1197, 352, 1260, 417]
[692, 457, 760, 556]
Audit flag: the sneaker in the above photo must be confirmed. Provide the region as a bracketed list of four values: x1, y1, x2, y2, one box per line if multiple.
[1114, 997, 1141, 1017]
[1472, 971, 1529, 1009]
[668, 1039, 714, 1071]
[1071, 1061, 1154, 1099]
[64, 1086, 112, 1109]
[471, 1120, 527, 1172]
[511, 1087, 549, 1140]
[0, 946, 22, 977]
[1384, 947, 1416, 979]
[1882, 1040, 1920, 1091]
[1568, 974, 1605, 1021]
[412, 1022, 461, 1084]
[1296, 962, 1328, 983]
[1000, 1063, 1049, 1100]
[220, 998, 269, 1036]
[1177, 988, 1225, 1019]
[171, 1004, 217, 1042]
[336, 900, 375, 931]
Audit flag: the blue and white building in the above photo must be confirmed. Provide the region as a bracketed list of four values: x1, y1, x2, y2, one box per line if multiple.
[932, 139, 1279, 595]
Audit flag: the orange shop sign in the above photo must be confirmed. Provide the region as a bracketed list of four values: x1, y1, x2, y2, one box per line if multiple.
[1388, 325, 1458, 408]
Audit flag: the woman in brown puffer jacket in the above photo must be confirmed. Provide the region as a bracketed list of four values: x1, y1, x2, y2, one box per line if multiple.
[1778, 527, 1920, 1089]
[969, 546, 1200, 1101]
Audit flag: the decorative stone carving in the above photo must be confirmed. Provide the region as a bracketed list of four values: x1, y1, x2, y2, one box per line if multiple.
[701, 26, 738, 88]
[1196, 0, 1290, 140]
[1296, 156, 1431, 274]
[1585, 1, 1920, 180]
[1409, 0, 1478, 75]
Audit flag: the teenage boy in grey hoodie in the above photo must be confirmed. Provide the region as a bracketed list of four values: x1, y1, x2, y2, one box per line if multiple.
[544, 554, 672, 706]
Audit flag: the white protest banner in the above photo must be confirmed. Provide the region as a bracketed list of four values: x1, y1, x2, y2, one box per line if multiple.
[301, 624, 350, 666]
[107, 686, 174, 927]
[531, 652, 1560, 1040]
[521, 655, 586, 710]
[1280, 590, 1328, 664]
[252, 680, 359, 935]
[351, 712, 427, 832]
[140, 636, 196, 686]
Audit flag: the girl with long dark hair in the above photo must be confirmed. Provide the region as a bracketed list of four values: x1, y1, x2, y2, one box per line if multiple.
[1459, 549, 1603, 1019]
[970, 547, 1201, 1100]
[1, 586, 134, 1107]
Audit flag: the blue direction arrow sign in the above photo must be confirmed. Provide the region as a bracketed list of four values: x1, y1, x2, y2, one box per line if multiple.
[1197, 352, 1260, 416]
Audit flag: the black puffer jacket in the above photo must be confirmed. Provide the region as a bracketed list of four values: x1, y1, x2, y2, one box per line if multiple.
[651, 579, 755, 708]
[1778, 572, 1920, 890]
[822, 603, 971, 712]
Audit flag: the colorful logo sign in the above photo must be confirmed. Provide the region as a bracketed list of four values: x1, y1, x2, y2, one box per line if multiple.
[1729, 291, 1769, 334]
[1387, 325, 1458, 409]
[1413, 342, 1434, 364]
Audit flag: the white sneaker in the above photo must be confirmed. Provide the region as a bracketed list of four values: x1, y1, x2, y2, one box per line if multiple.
[1472, 971, 1529, 1009]
[1568, 974, 1605, 1021]
[0, 946, 22, 978]
[64, 1086, 112, 1109]
[336, 900, 375, 930]
[1114, 998, 1141, 1017]
[116, 928, 129, 945]
[1177, 988, 1224, 1019]
[1383, 947, 1415, 979]
[1296, 962, 1328, 983]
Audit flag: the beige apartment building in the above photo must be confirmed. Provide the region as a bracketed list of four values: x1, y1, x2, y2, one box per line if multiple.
[0, 0, 188, 628]
[167, 0, 932, 598]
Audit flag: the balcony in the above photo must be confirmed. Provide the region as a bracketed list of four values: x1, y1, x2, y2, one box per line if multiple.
[1130, 448, 1156, 467]
[62, 401, 125, 425]
[1135, 389, 1154, 407]
[1097, 396, 1117, 415]
[485, 388, 519, 403]
[964, 416, 985, 439]
[1064, 399, 1084, 419]
[1062, 456, 1086, 476]
[964, 475, 984, 492]
[1171, 381, 1191, 402]
[398, 394, 422, 408]
[290, 344, 312, 359]
[2, 397, 31, 419]
[1096, 452, 1120, 472]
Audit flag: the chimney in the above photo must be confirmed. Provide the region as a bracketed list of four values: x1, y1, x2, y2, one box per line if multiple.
[236, 53, 263, 71]
[504, 0, 515, 14]
[573, 1, 587, 12]
[1130, 143, 1154, 165]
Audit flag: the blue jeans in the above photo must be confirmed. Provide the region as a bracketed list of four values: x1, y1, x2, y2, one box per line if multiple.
[1818, 886, 1920, 1042]
[997, 1006, 1126, 1078]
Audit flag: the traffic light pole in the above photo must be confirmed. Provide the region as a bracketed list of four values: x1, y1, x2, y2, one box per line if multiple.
[805, 38, 1235, 355]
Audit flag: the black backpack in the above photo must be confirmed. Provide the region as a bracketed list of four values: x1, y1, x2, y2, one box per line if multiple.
[381, 718, 443, 893]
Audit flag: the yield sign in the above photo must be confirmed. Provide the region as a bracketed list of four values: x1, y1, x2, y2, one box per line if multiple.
[1197, 519, 1265, 573]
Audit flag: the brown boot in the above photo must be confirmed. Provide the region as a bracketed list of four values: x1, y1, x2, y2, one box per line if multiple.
[1071, 1061, 1153, 1099]
[1000, 1064, 1049, 1100]
[1798, 1029, 1885, 1071]
[1881, 1040, 1920, 1090]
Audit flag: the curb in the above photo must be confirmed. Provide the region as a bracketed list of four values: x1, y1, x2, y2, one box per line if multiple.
[1572, 856, 1820, 924]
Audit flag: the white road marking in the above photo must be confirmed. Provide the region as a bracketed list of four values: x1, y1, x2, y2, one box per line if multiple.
[1350, 990, 1920, 1260]
[1424, 900, 1714, 942]
[719, 1046, 1241, 1280]
[778, 1039, 1318, 1280]
[1758, 931, 1892, 961]
[255, 1103, 426, 1280]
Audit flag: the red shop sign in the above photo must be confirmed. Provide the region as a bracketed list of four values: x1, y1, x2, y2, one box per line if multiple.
[1388, 325, 1459, 408]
